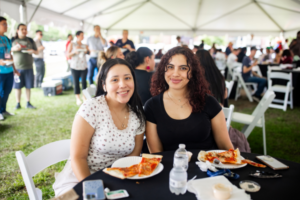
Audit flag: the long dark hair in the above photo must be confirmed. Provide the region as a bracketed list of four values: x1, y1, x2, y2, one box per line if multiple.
[126, 47, 153, 68]
[151, 46, 210, 112]
[196, 49, 225, 105]
[15, 23, 26, 39]
[282, 49, 291, 57]
[95, 58, 145, 128]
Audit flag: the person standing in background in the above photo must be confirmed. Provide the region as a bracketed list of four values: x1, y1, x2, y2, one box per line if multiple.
[65, 34, 73, 72]
[199, 40, 204, 49]
[86, 25, 107, 85]
[284, 39, 289, 50]
[68, 31, 89, 106]
[176, 36, 183, 46]
[225, 42, 233, 56]
[11, 23, 38, 109]
[289, 31, 300, 59]
[33, 30, 45, 88]
[115, 30, 135, 57]
[0, 16, 20, 120]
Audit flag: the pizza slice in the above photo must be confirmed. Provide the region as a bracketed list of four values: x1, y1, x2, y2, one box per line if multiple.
[103, 164, 139, 179]
[241, 159, 266, 168]
[198, 149, 243, 165]
[138, 154, 163, 177]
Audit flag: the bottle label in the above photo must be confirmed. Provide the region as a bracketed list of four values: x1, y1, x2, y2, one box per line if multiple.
[170, 178, 187, 188]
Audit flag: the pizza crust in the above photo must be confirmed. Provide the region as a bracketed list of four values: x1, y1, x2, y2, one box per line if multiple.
[141, 154, 163, 159]
[103, 168, 126, 179]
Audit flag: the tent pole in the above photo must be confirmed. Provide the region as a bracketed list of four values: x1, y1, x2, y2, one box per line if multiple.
[253, 0, 283, 32]
[60, 0, 91, 14]
[20, 0, 27, 25]
[258, 2, 300, 14]
[194, 0, 202, 29]
[28, 0, 43, 24]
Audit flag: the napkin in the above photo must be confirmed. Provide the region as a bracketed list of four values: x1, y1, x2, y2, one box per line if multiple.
[187, 176, 251, 200]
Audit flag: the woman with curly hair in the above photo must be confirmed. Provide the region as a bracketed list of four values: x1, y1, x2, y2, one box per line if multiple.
[144, 47, 233, 153]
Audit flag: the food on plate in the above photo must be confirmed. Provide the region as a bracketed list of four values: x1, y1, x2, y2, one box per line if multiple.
[241, 159, 266, 168]
[138, 154, 163, 177]
[198, 149, 266, 168]
[103, 164, 139, 179]
[103, 154, 163, 179]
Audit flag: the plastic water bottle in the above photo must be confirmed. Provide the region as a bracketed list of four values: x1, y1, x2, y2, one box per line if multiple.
[169, 166, 187, 195]
[173, 144, 189, 170]
[14, 75, 20, 83]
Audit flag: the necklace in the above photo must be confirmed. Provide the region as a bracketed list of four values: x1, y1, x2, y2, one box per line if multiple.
[111, 108, 129, 129]
[167, 91, 189, 108]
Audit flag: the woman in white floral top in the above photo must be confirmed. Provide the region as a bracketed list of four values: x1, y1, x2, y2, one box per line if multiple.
[67, 30, 90, 106]
[53, 59, 145, 196]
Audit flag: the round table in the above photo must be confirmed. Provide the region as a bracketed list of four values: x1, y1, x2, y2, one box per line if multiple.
[73, 150, 300, 199]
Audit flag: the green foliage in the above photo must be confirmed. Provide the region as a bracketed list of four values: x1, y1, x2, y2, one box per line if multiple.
[201, 35, 226, 46]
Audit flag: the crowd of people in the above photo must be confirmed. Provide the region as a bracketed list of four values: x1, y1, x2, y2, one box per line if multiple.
[2, 14, 300, 197]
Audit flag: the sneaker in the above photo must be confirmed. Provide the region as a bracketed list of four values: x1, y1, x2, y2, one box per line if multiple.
[15, 104, 21, 110]
[2, 111, 15, 116]
[0, 114, 4, 121]
[252, 95, 262, 102]
[26, 103, 36, 109]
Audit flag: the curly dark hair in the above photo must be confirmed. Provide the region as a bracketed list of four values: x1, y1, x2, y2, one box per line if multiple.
[150, 46, 210, 112]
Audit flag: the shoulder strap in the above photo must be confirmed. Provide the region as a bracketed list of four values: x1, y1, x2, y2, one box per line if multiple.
[4, 36, 11, 46]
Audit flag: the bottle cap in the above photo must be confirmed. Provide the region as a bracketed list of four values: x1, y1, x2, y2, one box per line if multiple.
[179, 144, 185, 148]
[104, 188, 110, 193]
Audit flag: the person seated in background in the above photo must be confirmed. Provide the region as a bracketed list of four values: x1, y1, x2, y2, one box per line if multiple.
[176, 36, 183, 46]
[115, 30, 135, 56]
[215, 49, 226, 62]
[126, 47, 155, 105]
[242, 47, 267, 102]
[227, 48, 240, 69]
[192, 45, 199, 54]
[225, 42, 233, 56]
[263, 47, 272, 62]
[257, 48, 265, 64]
[196, 49, 228, 107]
[273, 48, 281, 64]
[97, 46, 124, 70]
[53, 59, 145, 196]
[155, 49, 164, 59]
[109, 40, 114, 47]
[144, 46, 233, 153]
[280, 49, 293, 64]
[237, 47, 247, 62]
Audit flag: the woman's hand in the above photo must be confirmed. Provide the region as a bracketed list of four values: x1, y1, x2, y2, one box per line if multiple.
[11, 43, 21, 51]
[145, 121, 163, 153]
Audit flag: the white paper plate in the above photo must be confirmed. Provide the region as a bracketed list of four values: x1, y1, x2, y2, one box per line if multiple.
[76, 49, 87, 52]
[21, 50, 31, 53]
[111, 156, 164, 180]
[206, 150, 247, 169]
[3, 61, 13, 66]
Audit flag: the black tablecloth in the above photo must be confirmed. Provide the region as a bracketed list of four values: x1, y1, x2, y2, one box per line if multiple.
[73, 150, 300, 199]
[258, 64, 300, 106]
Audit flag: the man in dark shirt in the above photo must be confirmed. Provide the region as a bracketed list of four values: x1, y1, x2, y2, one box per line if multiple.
[115, 30, 135, 56]
[225, 42, 233, 56]
[242, 46, 266, 101]
[199, 40, 204, 49]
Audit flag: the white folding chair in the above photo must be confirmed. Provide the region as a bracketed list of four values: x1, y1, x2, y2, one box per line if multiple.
[267, 71, 293, 111]
[231, 90, 275, 155]
[222, 104, 235, 131]
[82, 84, 97, 100]
[233, 69, 257, 102]
[225, 81, 234, 98]
[16, 140, 71, 200]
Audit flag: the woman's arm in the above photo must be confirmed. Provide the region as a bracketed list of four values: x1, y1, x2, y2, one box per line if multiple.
[127, 133, 144, 156]
[211, 110, 234, 150]
[145, 121, 163, 153]
[67, 43, 77, 58]
[70, 115, 95, 181]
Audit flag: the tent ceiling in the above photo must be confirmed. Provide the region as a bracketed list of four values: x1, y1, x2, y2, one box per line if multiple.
[2, 0, 300, 35]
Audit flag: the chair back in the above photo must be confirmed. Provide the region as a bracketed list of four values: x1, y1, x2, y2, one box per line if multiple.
[252, 90, 275, 117]
[83, 84, 97, 100]
[233, 71, 253, 102]
[16, 139, 71, 200]
[225, 81, 234, 98]
[222, 104, 234, 131]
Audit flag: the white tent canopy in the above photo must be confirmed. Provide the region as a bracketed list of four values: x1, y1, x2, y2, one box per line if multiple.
[1, 0, 300, 36]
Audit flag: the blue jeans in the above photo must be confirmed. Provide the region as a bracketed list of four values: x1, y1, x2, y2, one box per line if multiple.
[245, 76, 267, 96]
[88, 57, 98, 85]
[0, 72, 14, 113]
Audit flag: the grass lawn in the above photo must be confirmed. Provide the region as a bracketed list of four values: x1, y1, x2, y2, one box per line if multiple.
[0, 88, 300, 199]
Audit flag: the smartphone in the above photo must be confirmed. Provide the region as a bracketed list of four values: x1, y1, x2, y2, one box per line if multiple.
[256, 156, 289, 170]
[83, 180, 106, 200]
